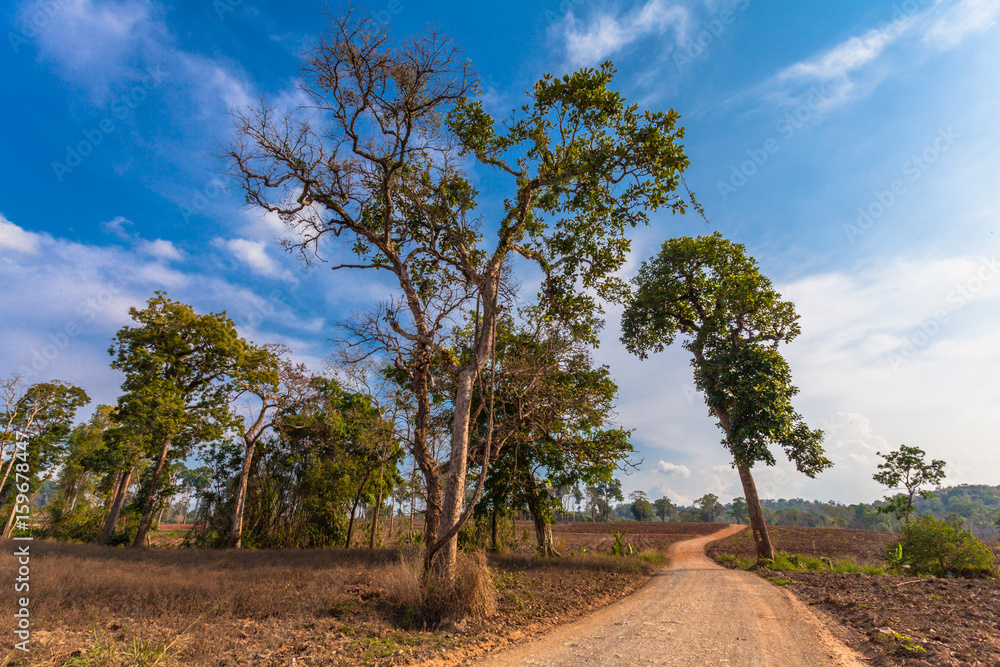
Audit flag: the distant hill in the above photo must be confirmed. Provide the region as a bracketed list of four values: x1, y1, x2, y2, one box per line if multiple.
[753, 484, 999, 537]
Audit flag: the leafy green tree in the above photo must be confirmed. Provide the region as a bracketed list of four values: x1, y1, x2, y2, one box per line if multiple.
[228, 351, 315, 548]
[106, 292, 271, 547]
[695, 493, 725, 523]
[1, 380, 90, 537]
[873, 444, 947, 524]
[621, 233, 829, 561]
[654, 496, 676, 522]
[630, 498, 654, 521]
[474, 319, 634, 556]
[225, 10, 690, 591]
[729, 497, 749, 524]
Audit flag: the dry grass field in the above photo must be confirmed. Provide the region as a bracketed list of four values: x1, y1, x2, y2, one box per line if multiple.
[0, 521, 707, 666]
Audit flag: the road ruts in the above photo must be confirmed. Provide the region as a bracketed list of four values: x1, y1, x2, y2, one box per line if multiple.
[476, 525, 865, 667]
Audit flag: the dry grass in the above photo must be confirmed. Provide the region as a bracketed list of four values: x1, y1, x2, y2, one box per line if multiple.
[384, 552, 498, 625]
[0, 538, 657, 666]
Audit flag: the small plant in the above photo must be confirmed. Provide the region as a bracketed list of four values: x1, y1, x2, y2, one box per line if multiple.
[876, 629, 926, 656]
[768, 577, 792, 586]
[398, 528, 426, 547]
[610, 530, 631, 556]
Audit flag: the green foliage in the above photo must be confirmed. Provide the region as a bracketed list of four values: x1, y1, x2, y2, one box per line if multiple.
[730, 497, 749, 523]
[653, 496, 676, 522]
[873, 445, 947, 524]
[620, 233, 828, 475]
[106, 292, 275, 545]
[890, 514, 996, 577]
[609, 529, 635, 556]
[193, 377, 402, 549]
[630, 498, 654, 521]
[876, 630, 927, 656]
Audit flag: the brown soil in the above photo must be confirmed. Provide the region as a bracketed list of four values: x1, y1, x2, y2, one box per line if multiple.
[553, 520, 724, 555]
[709, 526, 1000, 666]
[775, 572, 1000, 666]
[706, 525, 897, 564]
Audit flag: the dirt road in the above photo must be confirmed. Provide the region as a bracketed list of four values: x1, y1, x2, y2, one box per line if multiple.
[478, 525, 866, 667]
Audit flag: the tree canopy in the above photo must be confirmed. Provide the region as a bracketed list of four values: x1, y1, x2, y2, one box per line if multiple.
[620, 232, 829, 560]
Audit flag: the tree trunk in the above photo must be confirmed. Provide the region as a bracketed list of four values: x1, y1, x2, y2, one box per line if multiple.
[736, 463, 775, 562]
[228, 434, 257, 548]
[430, 367, 476, 583]
[490, 508, 499, 552]
[98, 468, 132, 545]
[130, 438, 172, 548]
[369, 480, 384, 549]
[530, 503, 560, 557]
[345, 470, 371, 549]
[388, 499, 395, 537]
[68, 481, 82, 512]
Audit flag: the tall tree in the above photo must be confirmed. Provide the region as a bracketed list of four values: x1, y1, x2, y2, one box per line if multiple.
[621, 233, 830, 561]
[228, 350, 313, 548]
[107, 292, 269, 547]
[50, 405, 114, 516]
[1, 380, 90, 537]
[873, 444, 946, 524]
[729, 497, 749, 524]
[224, 10, 690, 591]
[654, 496, 675, 522]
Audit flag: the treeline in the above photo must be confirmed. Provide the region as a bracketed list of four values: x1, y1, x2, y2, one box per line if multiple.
[749, 485, 1000, 538]
[2, 292, 634, 557]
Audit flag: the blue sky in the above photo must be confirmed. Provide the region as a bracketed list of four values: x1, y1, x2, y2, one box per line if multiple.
[2, 0, 998, 506]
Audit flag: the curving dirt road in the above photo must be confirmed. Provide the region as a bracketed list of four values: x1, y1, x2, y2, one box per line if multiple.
[479, 525, 866, 667]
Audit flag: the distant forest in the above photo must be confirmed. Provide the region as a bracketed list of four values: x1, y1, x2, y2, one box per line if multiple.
[597, 484, 1000, 539]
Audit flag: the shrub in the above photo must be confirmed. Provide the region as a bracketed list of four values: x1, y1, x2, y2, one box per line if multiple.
[890, 515, 996, 577]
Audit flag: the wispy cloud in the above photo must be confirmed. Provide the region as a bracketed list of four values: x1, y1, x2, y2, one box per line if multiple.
[556, 0, 690, 68]
[923, 0, 1000, 49]
[767, 0, 1000, 109]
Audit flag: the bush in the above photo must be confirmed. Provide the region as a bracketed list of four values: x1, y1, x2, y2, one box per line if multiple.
[890, 515, 996, 577]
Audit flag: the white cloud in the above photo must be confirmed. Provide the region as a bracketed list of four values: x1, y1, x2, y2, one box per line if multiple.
[557, 0, 690, 68]
[657, 460, 692, 477]
[0, 214, 42, 254]
[140, 239, 183, 262]
[778, 19, 912, 84]
[766, 0, 1000, 109]
[101, 216, 134, 238]
[218, 238, 286, 279]
[20, 0, 163, 101]
[923, 0, 1000, 49]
